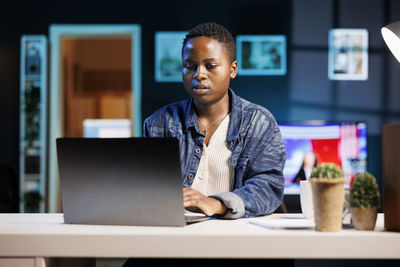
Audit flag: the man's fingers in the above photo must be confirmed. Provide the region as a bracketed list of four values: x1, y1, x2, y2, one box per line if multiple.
[183, 188, 203, 199]
[184, 199, 199, 207]
[183, 192, 201, 202]
[182, 188, 224, 216]
[182, 188, 211, 214]
[183, 188, 197, 198]
[183, 190, 202, 207]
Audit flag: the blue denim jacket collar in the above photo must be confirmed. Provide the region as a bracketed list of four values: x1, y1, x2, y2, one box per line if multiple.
[184, 88, 242, 148]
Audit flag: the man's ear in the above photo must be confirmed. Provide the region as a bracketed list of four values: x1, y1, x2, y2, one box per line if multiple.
[230, 60, 238, 79]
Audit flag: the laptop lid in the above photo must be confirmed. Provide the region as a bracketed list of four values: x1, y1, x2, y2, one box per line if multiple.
[57, 137, 186, 227]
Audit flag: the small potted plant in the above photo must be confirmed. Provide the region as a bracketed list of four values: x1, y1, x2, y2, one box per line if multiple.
[309, 163, 346, 232]
[24, 84, 41, 150]
[349, 172, 380, 230]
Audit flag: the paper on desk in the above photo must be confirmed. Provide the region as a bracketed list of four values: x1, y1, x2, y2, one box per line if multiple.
[249, 218, 315, 229]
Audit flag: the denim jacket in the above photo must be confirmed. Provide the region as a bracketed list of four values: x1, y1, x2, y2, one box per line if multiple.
[143, 89, 286, 218]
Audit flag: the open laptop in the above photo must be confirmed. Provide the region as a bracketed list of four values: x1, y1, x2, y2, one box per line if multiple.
[56, 137, 208, 227]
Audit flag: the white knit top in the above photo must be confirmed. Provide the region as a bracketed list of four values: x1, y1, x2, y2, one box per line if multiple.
[191, 115, 234, 196]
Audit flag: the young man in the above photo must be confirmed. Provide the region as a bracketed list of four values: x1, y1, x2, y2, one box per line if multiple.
[144, 22, 286, 218]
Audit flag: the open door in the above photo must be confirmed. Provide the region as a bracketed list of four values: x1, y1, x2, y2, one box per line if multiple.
[48, 25, 141, 213]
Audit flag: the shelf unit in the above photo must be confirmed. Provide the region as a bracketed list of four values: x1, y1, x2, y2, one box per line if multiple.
[19, 35, 48, 213]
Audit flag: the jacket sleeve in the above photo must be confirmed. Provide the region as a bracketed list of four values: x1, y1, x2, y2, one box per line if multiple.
[142, 117, 151, 137]
[231, 117, 286, 218]
[142, 111, 161, 137]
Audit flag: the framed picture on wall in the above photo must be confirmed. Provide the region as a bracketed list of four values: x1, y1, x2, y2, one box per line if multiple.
[155, 31, 187, 82]
[328, 29, 369, 80]
[236, 35, 286, 76]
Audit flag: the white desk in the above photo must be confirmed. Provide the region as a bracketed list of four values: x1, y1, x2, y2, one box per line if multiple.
[0, 213, 399, 267]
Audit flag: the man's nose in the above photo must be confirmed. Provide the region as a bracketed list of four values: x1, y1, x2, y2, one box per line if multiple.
[194, 65, 206, 80]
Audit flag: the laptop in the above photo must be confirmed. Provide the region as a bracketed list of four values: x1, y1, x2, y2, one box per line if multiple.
[56, 137, 208, 227]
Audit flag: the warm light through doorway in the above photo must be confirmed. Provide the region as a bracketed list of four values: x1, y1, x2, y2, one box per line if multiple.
[63, 38, 132, 137]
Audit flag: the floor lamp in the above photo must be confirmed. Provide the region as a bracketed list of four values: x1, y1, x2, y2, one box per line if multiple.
[381, 21, 400, 231]
[382, 21, 400, 62]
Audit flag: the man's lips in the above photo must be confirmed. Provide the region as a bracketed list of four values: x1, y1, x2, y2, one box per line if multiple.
[192, 86, 210, 93]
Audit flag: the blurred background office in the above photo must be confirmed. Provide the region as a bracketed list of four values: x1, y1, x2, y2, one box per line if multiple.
[0, 0, 399, 213]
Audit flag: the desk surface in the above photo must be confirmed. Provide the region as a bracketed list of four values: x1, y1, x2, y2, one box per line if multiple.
[0, 213, 399, 259]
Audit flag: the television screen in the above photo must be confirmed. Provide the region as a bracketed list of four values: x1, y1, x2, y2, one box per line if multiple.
[278, 121, 367, 195]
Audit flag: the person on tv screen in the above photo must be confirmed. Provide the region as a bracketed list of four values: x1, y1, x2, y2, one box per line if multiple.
[143, 22, 286, 219]
[291, 151, 319, 184]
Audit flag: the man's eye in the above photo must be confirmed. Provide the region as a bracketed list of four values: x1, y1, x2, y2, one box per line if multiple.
[184, 64, 194, 70]
[207, 64, 217, 69]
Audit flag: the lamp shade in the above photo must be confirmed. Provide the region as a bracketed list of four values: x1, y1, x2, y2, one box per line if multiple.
[382, 21, 400, 63]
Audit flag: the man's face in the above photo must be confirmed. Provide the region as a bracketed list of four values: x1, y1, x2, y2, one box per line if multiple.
[182, 36, 238, 106]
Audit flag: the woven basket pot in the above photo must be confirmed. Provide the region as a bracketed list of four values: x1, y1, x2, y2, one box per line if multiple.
[350, 207, 377, 230]
[310, 178, 345, 232]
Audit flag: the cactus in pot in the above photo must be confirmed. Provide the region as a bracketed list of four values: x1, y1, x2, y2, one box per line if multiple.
[349, 172, 380, 230]
[309, 163, 346, 232]
[311, 163, 344, 180]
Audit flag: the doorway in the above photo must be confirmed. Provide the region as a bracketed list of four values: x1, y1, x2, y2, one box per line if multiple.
[48, 25, 141, 212]
[63, 38, 132, 137]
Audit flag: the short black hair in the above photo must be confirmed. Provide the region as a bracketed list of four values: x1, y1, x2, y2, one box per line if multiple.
[182, 22, 236, 63]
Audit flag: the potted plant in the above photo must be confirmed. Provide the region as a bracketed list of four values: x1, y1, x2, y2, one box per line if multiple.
[309, 163, 346, 232]
[349, 172, 380, 230]
[23, 84, 41, 150]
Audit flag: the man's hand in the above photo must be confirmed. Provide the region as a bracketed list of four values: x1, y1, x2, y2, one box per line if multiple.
[183, 187, 227, 216]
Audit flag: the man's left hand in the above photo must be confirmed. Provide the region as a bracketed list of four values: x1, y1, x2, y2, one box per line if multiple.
[183, 187, 227, 216]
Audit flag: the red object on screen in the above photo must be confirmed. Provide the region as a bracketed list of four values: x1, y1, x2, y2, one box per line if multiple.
[311, 139, 341, 167]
